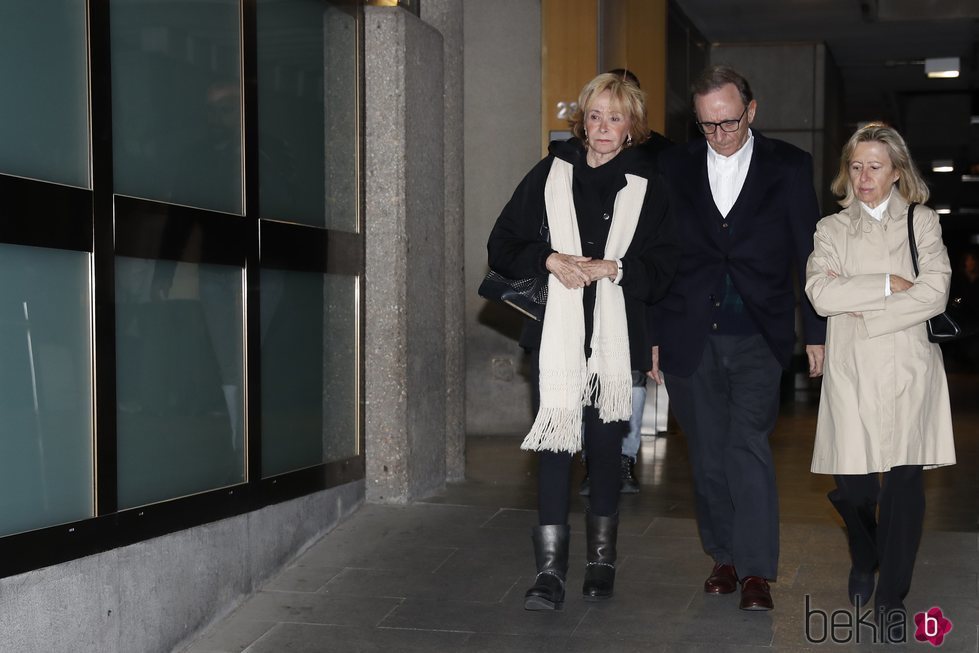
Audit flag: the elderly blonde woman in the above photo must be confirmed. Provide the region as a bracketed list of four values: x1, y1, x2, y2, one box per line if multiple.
[805, 123, 955, 637]
[487, 73, 678, 610]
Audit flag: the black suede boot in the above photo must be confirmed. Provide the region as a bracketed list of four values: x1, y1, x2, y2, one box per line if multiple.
[524, 524, 570, 610]
[828, 489, 877, 607]
[582, 511, 618, 601]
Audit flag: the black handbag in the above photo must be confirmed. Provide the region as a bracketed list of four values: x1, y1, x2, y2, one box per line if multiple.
[907, 203, 979, 342]
[478, 270, 547, 321]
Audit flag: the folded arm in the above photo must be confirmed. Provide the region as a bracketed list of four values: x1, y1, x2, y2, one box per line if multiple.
[863, 209, 951, 337]
[804, 222, 888, 317]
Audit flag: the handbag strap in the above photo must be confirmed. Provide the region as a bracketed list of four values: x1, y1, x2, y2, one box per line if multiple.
[907, 202, 920, 277]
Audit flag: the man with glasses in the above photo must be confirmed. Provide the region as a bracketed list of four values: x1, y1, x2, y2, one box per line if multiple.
[649, 65, 826, 611]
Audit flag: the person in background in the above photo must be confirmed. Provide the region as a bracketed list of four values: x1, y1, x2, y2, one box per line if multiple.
[650, 65, 826, 611]
[487, 73, 677, 610]
[805, 122, 955, 641]
[579, 67, 673, 496]
[947, 245, 979, 371]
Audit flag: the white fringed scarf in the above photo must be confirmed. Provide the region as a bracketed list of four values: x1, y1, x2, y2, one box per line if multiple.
[520, 158, 647, 454]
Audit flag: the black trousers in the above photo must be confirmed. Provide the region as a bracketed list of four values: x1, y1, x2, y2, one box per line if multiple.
[832, 465, 924, 608]
[665, 334, 783, 579]
[538, 405, 625, 524]
[530, 350, 625, 525]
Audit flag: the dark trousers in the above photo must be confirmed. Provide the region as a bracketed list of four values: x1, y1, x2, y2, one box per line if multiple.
[665, 334, 783, 579]
[832, 465, 924, 607]
[530, 350, 625, 524]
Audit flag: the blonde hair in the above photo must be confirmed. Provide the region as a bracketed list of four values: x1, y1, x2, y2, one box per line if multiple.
[569, 73, 648, 148]
[831, 122, 930, 207]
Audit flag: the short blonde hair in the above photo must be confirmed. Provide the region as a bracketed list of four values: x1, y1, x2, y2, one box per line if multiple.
[569, 73, 648, 148]
[831, 123, 930, 207]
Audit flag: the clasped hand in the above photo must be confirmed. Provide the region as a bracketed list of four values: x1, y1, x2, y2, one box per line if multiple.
[546, 253, 617, 289]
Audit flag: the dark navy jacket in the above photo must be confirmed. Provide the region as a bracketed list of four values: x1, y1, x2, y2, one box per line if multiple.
[650, 131, 826, 376]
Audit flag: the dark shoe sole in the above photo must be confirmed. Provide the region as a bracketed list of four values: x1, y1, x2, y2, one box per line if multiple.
[524, 596, 563, 610]
[582, 592, 613, 602]
[740, 602, 774, 611]
[705, 587, 737, 595]
[739, 576, 774, 610]
[619, 482, 640, 494]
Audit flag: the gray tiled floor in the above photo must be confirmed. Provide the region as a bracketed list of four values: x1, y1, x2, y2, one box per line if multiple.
[182, 375, 979, 652]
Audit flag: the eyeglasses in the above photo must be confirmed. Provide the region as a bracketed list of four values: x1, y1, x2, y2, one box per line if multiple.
[696, 107, 747, 135]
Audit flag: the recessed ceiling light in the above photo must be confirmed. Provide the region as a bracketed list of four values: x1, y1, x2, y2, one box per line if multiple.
[932, 160, 954, 173]
[935, 206, 951, 215]
[924, 57, 960, 78]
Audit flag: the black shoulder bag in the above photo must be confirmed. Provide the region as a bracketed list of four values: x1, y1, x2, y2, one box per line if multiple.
[477, 271, 548, 321]
[479, 213, 550, 322]
[907, 202, 979, 342]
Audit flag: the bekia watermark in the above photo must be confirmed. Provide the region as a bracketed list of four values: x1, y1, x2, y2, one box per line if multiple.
[914, 607, 953, 647]
[804, 596, 953, 646]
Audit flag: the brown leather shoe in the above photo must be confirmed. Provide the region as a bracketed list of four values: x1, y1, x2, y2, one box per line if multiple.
[739, 576, 774, 611]
[704, 562, 738, 594]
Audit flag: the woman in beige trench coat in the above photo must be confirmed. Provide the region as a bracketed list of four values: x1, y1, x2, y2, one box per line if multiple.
[804, 123, 954, 639]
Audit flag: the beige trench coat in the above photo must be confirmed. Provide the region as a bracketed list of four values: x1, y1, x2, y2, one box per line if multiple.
[805, 194, 955, 474]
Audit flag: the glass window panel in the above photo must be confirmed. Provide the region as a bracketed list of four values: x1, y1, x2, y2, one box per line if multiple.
[261, 271, 358, 477]
[322, 274, 359, 462]
[116, 258, 244, 509]
[0, 244, 92, 537]
[0, 0, 89, 188]
[111, 0, 242, 214]
[257, 0, 359, 231]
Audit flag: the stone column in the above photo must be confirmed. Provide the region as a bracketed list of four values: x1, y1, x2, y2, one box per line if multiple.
[364, 7, 446, 502]
[420, 0, 465, 481]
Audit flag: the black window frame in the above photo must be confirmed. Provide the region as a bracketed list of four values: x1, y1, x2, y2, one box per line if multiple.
[0, 0, 365, 578]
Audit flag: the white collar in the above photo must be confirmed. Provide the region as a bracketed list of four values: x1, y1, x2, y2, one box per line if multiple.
[707, 129, 754, 167]
[859, 189, 893, 222]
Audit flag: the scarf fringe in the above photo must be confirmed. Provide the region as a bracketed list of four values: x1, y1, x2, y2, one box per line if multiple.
[520, 407, 583, 453]
[589, 371, 632, 423]
[587, 331, 632, 422]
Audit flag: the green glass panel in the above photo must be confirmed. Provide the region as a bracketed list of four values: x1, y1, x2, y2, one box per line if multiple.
[0, 244, 92, 537]
[116, 257, 244, 509]
[0, 0, 89, 187]
[111, 0, 242, 214]
[261, 271, 358, 476]
[257, 0, 358, 230]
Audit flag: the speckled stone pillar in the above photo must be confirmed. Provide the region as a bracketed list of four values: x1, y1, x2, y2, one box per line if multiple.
[420, 0, 465, 482]
[364, 7, 446, 503]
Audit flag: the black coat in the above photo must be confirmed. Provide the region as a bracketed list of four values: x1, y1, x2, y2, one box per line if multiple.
[650, 131, 827, 376]
[486, 138, 679, 371]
